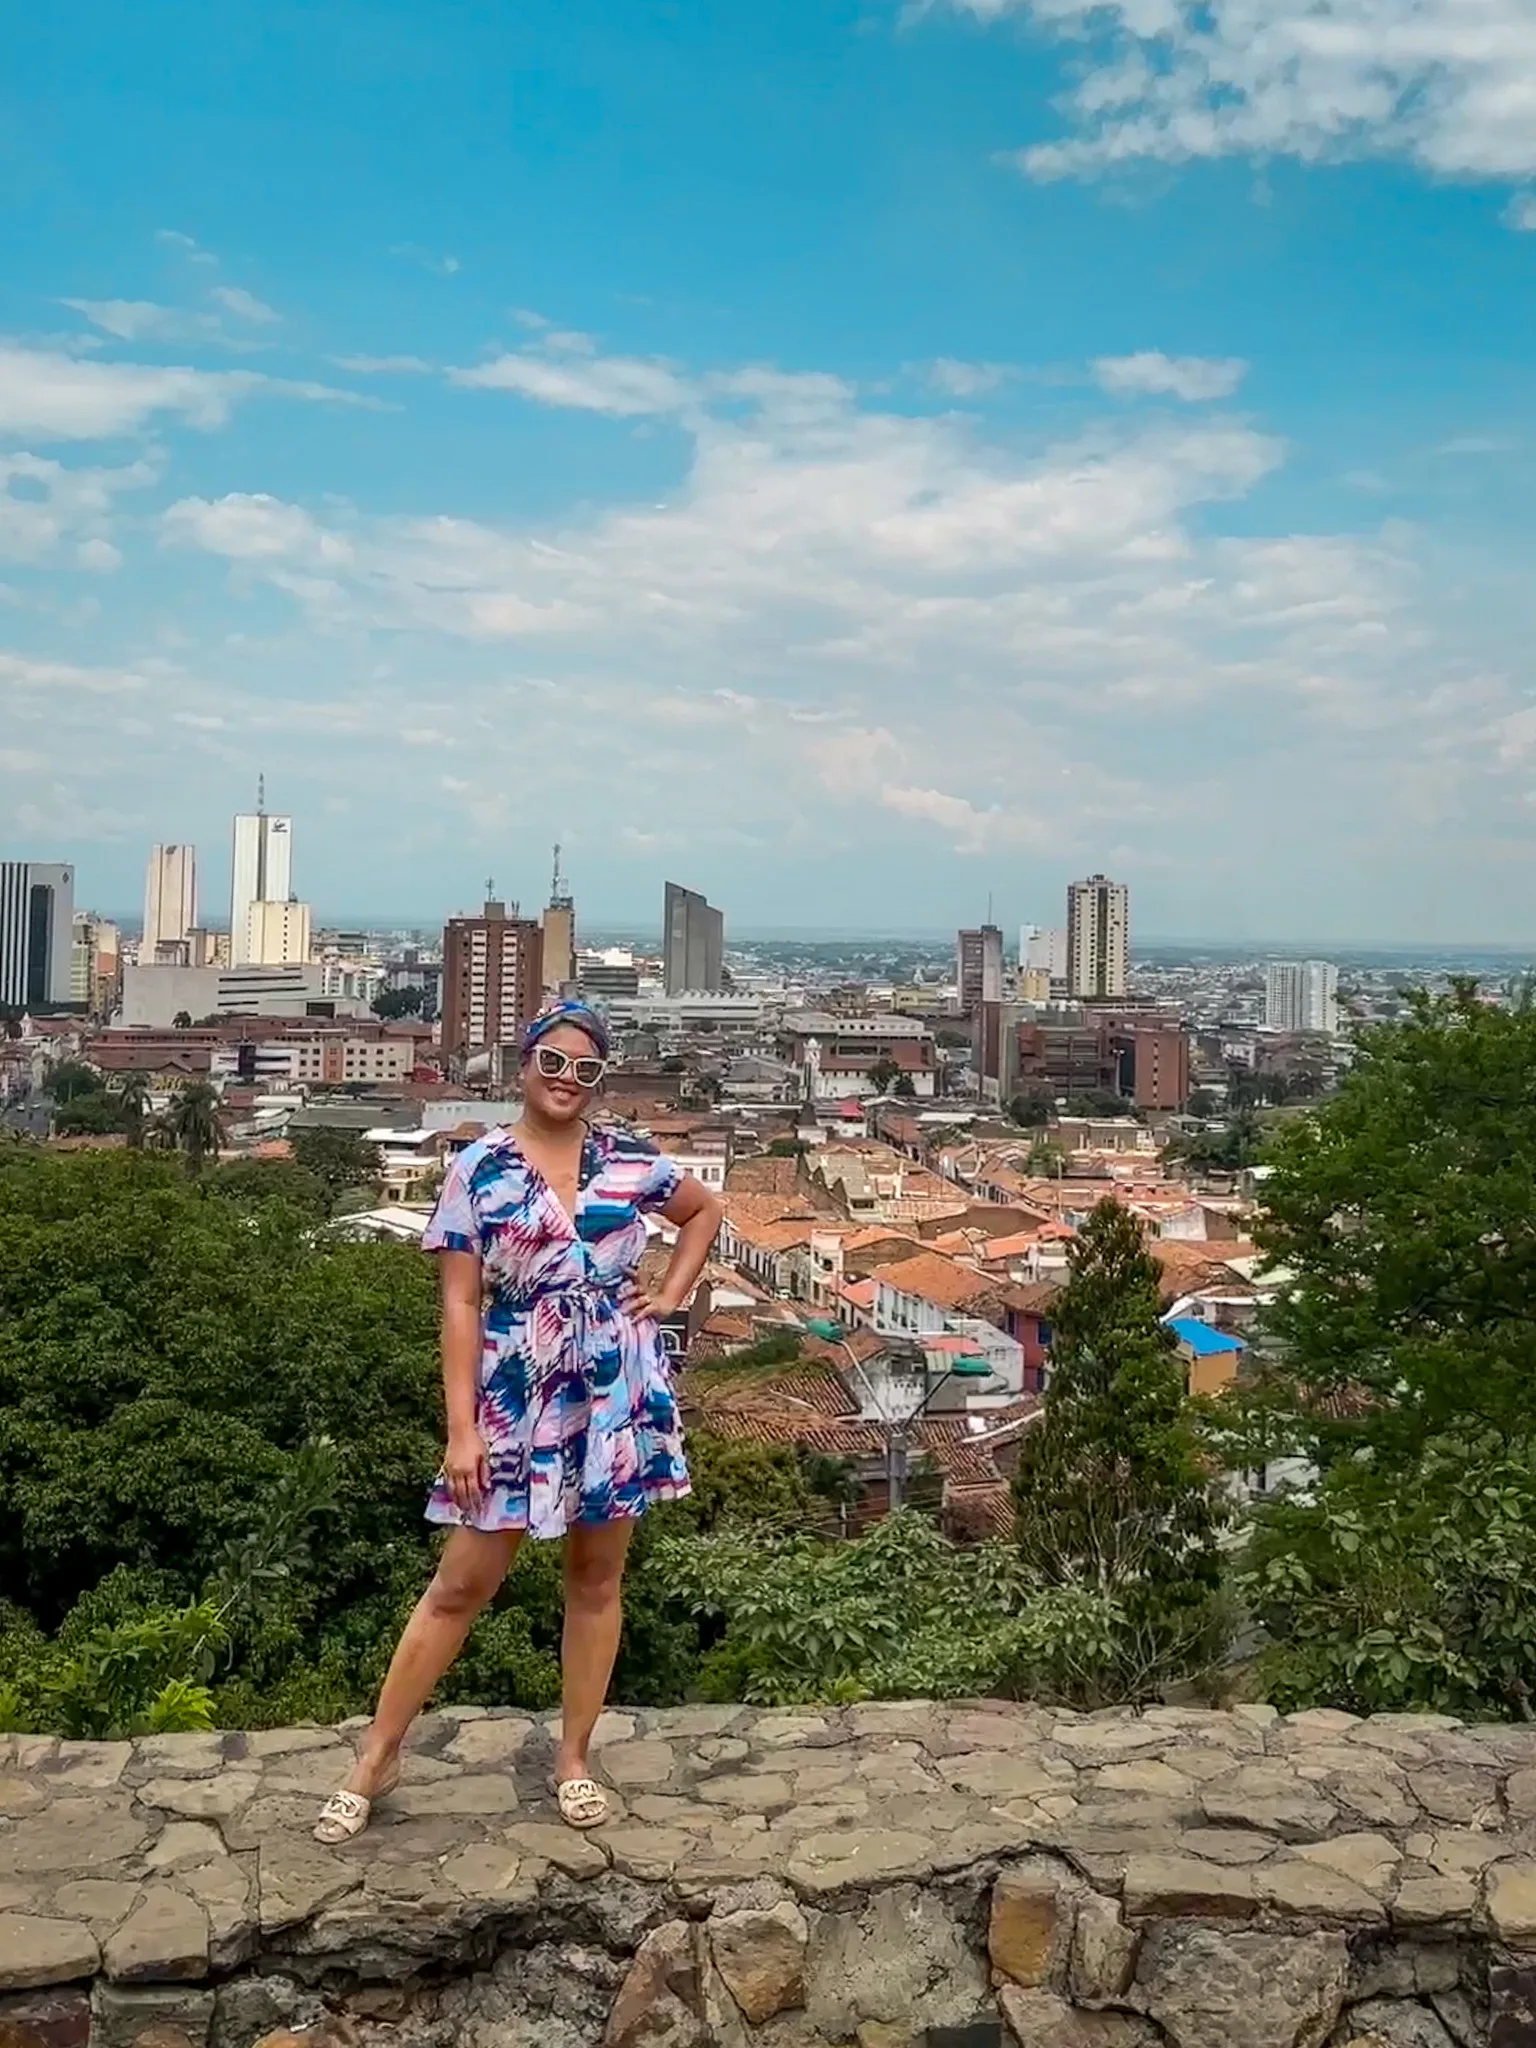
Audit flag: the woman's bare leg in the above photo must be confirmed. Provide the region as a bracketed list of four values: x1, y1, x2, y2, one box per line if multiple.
[554, 1519, 635, 1784]
[344, 1527, 521, 1795]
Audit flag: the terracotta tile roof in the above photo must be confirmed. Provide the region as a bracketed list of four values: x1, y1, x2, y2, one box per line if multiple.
[866, 1251, 996, 1311]
[726, 1156, 805, 1195]
[724, 1192, 827, 1225]
[727, 1214, 818, 1254]
[840, 1279, 877, 1310]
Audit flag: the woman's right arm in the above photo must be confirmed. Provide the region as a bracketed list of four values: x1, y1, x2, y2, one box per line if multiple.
[438, 1248, 489, 1518]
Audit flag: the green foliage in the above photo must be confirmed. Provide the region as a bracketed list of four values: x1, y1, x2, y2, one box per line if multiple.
[204, 1157, 330, 1219]
[51, 1093, 128, 1138]
[160, 1081, 223, 1173]
[707, 1329, 805, 1370]
[372, 986, 425, 1019]
[1013, 1201, 1231, 1703]
[1256, 984, 1536, 1467]
[1242, 1431, 1536, 1719]
[47, 1060, 105, 1105]
[1008, 1090, 1054, 1128]
[289, 1126, 383, 1209]
[766, 1139, 806, 1157]
[650, 1510, 1121, 1706]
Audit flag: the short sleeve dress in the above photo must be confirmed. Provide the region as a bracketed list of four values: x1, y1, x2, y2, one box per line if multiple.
[420, 1122, 691, 1538]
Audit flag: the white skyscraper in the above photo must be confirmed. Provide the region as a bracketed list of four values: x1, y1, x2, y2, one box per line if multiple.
[1020, 925, 1067, 978]
[1066, 874, 1130, 1001]
[1266, 960, 1339, 1036]
[230, 786, 295, 968]
[142, 844, 198, 957]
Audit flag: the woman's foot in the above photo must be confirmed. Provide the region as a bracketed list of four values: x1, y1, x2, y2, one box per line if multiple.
[313, 1749, 401, 1845]
[551, 1747, 609, 1831]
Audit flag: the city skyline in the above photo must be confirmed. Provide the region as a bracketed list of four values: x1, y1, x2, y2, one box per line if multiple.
[4, 2, 1536, 942]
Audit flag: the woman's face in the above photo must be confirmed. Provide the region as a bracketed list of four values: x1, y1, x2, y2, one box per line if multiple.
[521, 1021, 606, 1124]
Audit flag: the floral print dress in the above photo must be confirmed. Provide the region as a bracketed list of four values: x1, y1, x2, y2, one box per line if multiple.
[421, 1122, 691, 1538]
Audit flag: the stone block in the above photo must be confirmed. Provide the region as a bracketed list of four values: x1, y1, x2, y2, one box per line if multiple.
[0, 1921, 97, 1995]
[806, 1886, 987, 2041]
[0, 1989, 90, 2048]
[997, 1988, 1157, 2046]
[6, 1804, 149, 1877]
[1259, 1859, 1387, 1927]
[1069, 1894, 1138, 2006]
[90, 1983, 215, 2048]
[1390, 1876, 1477, 1928]
[1488, 1862, 1536, 1947]
[1122, 1854, 1255, 1921]
[601, 1740, 679, 1789]
[1337, 1995, 1455, 2047]
[709, 1901, 808, 2023]
[101, 1890, 209, 1984]
[1133, 1925, 1349, 2048]
[603, 1919, 703, 2048]
[989, 1865, 1073, 1989]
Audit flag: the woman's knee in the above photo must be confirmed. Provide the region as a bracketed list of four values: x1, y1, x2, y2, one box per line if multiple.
[425, 1559, 500, 1622]
[565, 1550, 624, 1615]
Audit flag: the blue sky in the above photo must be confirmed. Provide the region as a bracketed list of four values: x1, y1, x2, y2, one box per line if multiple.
[4, 0, 1536, 943]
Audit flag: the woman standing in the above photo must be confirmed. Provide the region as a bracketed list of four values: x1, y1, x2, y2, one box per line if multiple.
[315, 1000, 723, 1842]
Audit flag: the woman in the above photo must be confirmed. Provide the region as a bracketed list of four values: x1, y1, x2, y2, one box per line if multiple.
[315, 999, 723, 1843]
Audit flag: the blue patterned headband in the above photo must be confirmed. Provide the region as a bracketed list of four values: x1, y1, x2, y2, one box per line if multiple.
[520, 999, 611, 1061]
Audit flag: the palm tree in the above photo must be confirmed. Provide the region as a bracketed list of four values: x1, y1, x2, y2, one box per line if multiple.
[165, 1081, 223, 1174]
[115, 1072, 151, 1150]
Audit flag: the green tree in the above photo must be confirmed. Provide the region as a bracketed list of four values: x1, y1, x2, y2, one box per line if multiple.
[371, 986, 425, 1019]
[47, 1061, 106, 1105]
[51, 1094, 125, 1138]
[868, 1057, 900, 1096]
[1025, 1139, 1067, 1177]
[115, 1072, 151, 1151]
[172, 1011, 194, 1031]
[1254, 984, 1536, 1467]
[1012, 1200, 1230, 1703]
[892, 1074, 917, 1099]
[1008, 1090, 1054, 1128]
[163, 1080, 223, 1174]
[289, 1126, 383, 1209]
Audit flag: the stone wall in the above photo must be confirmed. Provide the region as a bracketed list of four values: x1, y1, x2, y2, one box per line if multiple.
[4, 1702, 1536, 2048]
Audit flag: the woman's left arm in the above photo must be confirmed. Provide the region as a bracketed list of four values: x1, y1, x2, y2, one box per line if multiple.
[629, 1176, 724, 1320]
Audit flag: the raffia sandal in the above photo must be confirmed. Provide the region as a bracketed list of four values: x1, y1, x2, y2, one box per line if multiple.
[313, 1764, 400, 1845]
[551, 1774, 609, 1831]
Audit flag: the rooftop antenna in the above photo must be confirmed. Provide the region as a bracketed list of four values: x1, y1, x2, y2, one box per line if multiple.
[257, 773, 266, 815]
[485, 875, 495, 901]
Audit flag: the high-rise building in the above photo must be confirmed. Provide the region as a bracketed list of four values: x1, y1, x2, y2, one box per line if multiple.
[230, 784, 294, 967]
[71, 912, 122, 1019]
[442, 891, 545, 1056]
[0, 862, 76, 1009]
[244, 899, 313, 968]
[1067, 874, 1130, 1001]
[1265, 960, 1339, 1036]
[956, 924, 1004, 1013]
[663, 882, 724, 995]
[143, 844, 198, 957]
[542, 843, 576, 992]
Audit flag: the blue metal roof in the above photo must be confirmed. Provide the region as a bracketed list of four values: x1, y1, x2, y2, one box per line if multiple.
[1165, 1316, 1246, 1357]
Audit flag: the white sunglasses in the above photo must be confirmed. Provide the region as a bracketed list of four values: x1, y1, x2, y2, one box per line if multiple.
[533, 1045, 608, 1088]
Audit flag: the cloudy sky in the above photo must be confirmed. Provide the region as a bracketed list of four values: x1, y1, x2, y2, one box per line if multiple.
[4, 0, 1536, 943]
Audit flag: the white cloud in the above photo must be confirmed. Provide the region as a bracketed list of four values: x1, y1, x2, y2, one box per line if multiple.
[160, 491, 354, 564]
[927, 358, 1013, 397]
[1507, 192, 1536, 229]
[61, 299, 202, 343]
[156, 229, 219, 267]
[947, 0, 1536, 197]
[0, 346, 371, 442]
[1094, 352, 1248, 401]
[210, 286, 280, 325]
[449, 334, 694, 417]
[0, 451, 156, 563]
[334, 354, 434, 375]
